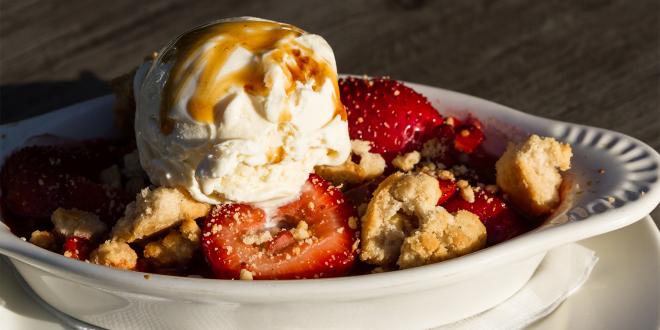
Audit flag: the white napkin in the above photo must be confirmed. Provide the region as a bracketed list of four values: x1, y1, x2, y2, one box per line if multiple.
[438, 243, 598, 330]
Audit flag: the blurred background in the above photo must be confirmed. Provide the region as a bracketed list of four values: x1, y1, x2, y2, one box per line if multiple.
[0, 0, 659, 220]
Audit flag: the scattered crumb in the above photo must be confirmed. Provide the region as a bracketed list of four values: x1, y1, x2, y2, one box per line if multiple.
[240, 269, 254, 280]
[51, 208, 107, 241]
[242, 230, 273, 245]
[348, 216, 358, 230]
[315, 140, 386, 185]
[291, 221, 311, 241]
[457, 180, 475, 203]
[392, 151, 421, 172]
[437, 170, 455, 181]
[29, 230, 58, 251]
[144, 219, 201, 268]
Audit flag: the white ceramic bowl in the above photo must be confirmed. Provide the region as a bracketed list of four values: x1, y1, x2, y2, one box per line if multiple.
[1, 82, 659, 330]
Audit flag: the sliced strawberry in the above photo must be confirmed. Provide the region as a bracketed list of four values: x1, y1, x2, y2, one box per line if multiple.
[202, 174, 357, 280]
[443, 190, 528, 245]
[340, 77, 443, 161]
[437, 179, 457, 205]
[62, 236, 92, 260]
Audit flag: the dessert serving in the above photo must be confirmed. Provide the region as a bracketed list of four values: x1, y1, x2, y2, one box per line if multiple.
[0, 17, 575, 280]
[2, 17, 659, 330]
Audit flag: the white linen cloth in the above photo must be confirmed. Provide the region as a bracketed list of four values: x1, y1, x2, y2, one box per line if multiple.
[438, 243, 598, 330]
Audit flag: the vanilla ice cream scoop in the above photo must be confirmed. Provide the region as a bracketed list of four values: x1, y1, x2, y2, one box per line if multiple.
[134, 17, 350, 205]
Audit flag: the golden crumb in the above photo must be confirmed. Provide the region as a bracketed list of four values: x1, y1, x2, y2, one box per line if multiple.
[291, 221, 311, 241]
[240, 269, 254, 280]
[397, 210, 486, 269]
[144, 219, 201, 268]
[392, 151, 421, 172]
[89, 241, 137, 270]
[315, 140, 386, 185]
[495, 135, 572, 216]
[348, 216, 358, 230]
[457, 180, 475, 203]
[242, 231, 273, 245]
[29, 230, 58, 251]
[437, 170, 455, 181]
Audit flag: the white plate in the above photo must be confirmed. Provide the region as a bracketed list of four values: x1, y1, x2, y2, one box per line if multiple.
[1, 217, 657, 330]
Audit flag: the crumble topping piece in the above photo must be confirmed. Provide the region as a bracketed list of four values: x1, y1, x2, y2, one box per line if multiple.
[89, 240, 137, 270]
[143, 219, 201, 268]
[397, 210, 486, 269]
[437, 170, 455, 181]
[110, 187, 211, 243]
[360, 172, 440, 265]
[360, 171, 486, 268]
[456, 180, 475, 203]
[348, 216, 358, 230]
[51, 208, 107, 241]
[495, 135, 572, 216]
[242, 231, 274, 245]
[315, 140, 386, 185]
[240, 269, 254, 280]
[392, 151, 421, 172]
[290, 220, 311, 241]
[29, 230, 58, 251]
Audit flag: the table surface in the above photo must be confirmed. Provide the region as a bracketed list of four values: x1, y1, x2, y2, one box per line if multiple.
[1, 0, 659, 219]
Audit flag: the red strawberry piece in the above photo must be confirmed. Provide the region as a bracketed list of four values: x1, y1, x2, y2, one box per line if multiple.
[443, 190, 528, 245]
[454, 123, 484, 153]
[62, 236, 92, 260]
[462, 148, 499, 184]
[202, 174, 357, 280]
[437, 179, 457, 205]
[1, 147, 66, 218]
[340, 77, 443, 161]
[424, 122, 460, 167]
[61, 176, 131, 223]
[1, 141, 133, 223]
[343, 177, 384, 210]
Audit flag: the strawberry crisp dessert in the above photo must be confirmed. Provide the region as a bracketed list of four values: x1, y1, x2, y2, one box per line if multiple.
[0, 17, 573, 280]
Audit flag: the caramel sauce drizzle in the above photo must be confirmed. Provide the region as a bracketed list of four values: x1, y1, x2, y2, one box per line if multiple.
[160, 20, 346, 134]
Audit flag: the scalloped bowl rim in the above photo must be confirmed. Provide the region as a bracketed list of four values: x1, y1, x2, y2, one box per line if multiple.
[0, 79, 659, 302]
